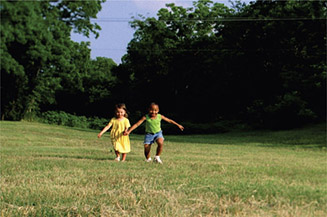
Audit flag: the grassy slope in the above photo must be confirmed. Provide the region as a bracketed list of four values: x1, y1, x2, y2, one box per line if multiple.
[0, 121, 326, 216]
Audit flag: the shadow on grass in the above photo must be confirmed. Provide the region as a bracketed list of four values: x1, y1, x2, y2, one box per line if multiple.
[63, 126, 98, 133]
[33, 154, 112, 161]
[257, 144, 326, 149]
[69, 123, 326, 149]
[164, 123, 326, 149]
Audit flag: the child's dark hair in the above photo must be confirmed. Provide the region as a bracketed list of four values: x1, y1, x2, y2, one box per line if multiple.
[115, 103, 128, 118]
[149, 102, 159, 109]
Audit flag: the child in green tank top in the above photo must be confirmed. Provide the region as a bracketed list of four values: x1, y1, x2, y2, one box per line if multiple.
[125, 103, 184, 164]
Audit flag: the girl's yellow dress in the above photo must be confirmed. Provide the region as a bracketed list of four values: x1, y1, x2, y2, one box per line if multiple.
[109, 117, 131, 153]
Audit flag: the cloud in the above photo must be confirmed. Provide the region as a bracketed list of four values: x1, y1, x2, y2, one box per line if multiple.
[129, 1, 251, 15]
[131, 0, 193, 15]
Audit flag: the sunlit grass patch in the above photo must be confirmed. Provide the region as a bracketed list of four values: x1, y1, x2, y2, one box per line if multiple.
[1, 121, 326, 216]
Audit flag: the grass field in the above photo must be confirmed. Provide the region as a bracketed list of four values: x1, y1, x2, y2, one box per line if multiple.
[1, 121, 326, 216]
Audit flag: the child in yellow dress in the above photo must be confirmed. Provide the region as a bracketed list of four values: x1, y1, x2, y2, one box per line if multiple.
[98, 103, 131, 162]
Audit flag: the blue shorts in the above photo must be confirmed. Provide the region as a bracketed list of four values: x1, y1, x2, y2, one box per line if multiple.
[144, 131, 164, 145]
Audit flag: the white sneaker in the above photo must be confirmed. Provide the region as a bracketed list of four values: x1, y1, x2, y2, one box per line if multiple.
[154, 156, 163, 164]
[145, 157, 152, 162]
[115, 157, 120, 162]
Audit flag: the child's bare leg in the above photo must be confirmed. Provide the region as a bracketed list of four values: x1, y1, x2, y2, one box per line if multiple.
[114, 150, 121, 161]
[156, 138, 164, 156]
[121, 153, 126, 161]
[144, 144, 151, 159]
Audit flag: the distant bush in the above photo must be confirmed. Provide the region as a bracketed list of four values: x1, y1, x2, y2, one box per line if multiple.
[39, 111, 70, 126]
[39, 111, 108, 130]
[38, 111, 249, 134]
[246, 92, 318, 129]
[161, 120, 247, 135]
[88, 116, 109, 130]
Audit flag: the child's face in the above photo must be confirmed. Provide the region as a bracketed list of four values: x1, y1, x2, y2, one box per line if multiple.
[116, 108, 126, 118]
[148, 105, 159, 117]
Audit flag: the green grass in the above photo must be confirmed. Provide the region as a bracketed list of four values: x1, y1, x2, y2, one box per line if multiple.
[1, 121, 326, 216]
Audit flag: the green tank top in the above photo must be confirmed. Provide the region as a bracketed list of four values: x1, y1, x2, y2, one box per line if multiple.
[145, 114, 162, 133]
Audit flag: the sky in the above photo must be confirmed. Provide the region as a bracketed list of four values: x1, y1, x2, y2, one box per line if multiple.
[71, 0, 251, 64]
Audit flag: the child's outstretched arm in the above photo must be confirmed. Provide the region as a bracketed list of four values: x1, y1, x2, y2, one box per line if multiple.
[124, 116, 146, 135]
[161, 115, 184, 131]
[98, 123, 112, 138]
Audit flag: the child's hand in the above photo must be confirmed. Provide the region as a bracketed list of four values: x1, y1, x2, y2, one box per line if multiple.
[179, 125, 184, 131]
[97, 133, 102, 138]
[123, 130, 129, 136]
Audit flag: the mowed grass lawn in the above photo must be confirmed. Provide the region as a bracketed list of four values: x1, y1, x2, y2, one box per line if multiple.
[0, 121, 326, 216]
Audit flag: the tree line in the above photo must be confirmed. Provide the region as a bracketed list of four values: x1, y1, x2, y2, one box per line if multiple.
[1, 0, 326, 130]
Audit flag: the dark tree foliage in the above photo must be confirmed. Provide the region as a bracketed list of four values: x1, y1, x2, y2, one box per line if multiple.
[223, 0, 326, 128]
[117, 0, 326, 128]
[1, 0, 105, 120]
[1, 0, 325, 130]
[51, 57, 117, 117]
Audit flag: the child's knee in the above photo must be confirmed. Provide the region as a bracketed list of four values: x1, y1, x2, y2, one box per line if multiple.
[144, 144, 150, 148]
[157, 138, 164, 145]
